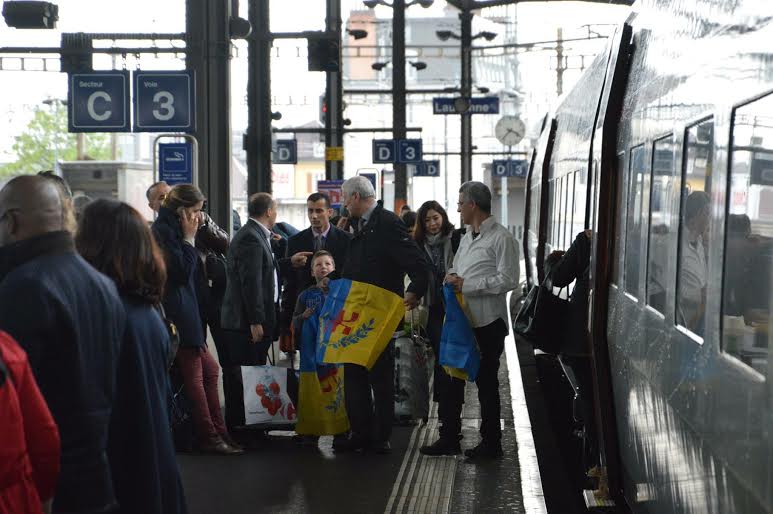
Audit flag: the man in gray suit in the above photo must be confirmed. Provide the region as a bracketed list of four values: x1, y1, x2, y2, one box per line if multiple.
[220, 192, 280, 428]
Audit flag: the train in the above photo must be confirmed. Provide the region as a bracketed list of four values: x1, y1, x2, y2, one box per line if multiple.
[522, 0, 772, 512]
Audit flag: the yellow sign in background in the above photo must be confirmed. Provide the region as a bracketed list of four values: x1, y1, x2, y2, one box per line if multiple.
[325, 146, 344, 161]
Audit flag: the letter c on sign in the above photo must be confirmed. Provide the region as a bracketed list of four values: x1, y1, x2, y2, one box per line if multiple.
[87, 91, 112, 121]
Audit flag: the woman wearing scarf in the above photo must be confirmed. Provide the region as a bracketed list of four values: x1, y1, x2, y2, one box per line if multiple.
[412, 201, 465, 455]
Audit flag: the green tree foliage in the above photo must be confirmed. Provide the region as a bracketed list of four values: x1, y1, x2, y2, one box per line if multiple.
[0, 106, 113, 178]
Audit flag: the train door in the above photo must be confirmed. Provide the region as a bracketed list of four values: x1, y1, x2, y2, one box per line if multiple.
[588, 22, 634, 507]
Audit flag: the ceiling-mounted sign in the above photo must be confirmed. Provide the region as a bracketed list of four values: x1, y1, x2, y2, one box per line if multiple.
[414, 160, 440, 177]
[68, 71, 130, 132]
[273, 139, 298, 164]
[133, 70, 195, 132]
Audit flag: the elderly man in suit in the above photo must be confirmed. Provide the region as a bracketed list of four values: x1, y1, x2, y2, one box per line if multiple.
[280, 192, 351, 348]
[336, 176, 430, 454]
[221, 192, 281, 429]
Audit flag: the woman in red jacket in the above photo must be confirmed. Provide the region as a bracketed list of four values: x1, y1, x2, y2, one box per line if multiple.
[0, 331, 60, 514]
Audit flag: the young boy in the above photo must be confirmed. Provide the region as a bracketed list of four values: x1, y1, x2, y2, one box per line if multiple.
[292, 250, 335, 334]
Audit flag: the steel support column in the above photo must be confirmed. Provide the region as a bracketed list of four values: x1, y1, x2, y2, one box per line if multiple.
[325, 0, 344, 180]
[392, 0, 407, 211]
[246, 0, 272, 195]
[186, 0, 232, 230]
[460, 8, 473, 185]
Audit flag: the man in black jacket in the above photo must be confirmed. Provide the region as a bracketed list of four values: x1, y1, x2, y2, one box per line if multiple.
[280, 192, 351, 345]
[0, 175, 126, 514]
[221, 193, 280, 427]
[336, 176, 429, 454]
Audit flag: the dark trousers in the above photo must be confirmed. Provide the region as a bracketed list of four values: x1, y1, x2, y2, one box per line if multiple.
[561, 354, 600, 469]
[217, 328, 272, 428]
[427, 303, 466, 439]
[344, 340, 395, 443]
[437, 317, 507, 443]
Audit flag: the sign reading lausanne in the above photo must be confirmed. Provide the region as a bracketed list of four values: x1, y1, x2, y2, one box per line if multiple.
[432, 96, 500, 115]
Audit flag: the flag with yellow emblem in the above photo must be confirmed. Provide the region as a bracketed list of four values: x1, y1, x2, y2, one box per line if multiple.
[317, 279, 404, 370]
[439, 284, 481, 381]
[294, 287, 349, 436]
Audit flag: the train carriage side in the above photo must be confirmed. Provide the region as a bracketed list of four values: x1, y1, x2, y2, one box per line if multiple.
[599, 1, 773, 512]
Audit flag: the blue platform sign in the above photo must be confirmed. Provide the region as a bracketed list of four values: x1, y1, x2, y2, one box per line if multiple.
[397, 139, 423, 164]
[158, 143, 194, 185]
[492, 159, 528, 178]
[373, 139, 396, 163]
[433, 96, 500, 115]
[68, 71, 130, 132]
[273, 139, 297, 164]
[414, 160, 440, 177]
[133, 71, 195, 132]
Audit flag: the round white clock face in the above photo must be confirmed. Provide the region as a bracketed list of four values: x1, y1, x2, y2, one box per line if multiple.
[495, 116, 526, 146]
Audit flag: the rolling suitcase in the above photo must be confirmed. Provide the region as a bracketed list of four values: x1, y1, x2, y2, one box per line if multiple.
[394, 318, 433, 422]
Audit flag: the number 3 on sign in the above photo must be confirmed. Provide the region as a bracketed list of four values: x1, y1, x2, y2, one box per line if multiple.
[405, 147, 415, 160]
[153, 91, 175, 121]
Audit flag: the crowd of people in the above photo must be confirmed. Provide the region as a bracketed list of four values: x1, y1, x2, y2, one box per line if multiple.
[0, 171, 520, 513]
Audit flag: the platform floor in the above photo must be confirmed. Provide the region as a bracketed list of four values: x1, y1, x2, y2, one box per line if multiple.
[178, 333, 548, 514]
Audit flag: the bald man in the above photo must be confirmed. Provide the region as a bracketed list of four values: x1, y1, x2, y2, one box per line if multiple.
[0, 175, 126, 514]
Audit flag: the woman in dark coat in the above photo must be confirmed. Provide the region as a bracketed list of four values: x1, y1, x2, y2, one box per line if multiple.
[151, 185, 242, 455]
[412, 201, 465, 455]
[545, 229, 599, 475]
[76, 199, 189, 514]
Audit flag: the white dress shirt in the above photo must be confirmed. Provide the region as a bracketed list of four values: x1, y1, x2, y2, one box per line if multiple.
[252, 218, 280, 303]
[451, 216, 520, 330]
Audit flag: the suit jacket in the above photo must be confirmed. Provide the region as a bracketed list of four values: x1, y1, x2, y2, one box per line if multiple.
[279, 225, 351, 332]
[221, 219, 278, 336]
[342, 202, 430, 299]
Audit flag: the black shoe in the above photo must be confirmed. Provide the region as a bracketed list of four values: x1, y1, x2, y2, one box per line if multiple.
[370, 440, 391, 454]
[334, 435, 368, 453]
[420, 438, 461, 456]
[464, 441, 503, 460]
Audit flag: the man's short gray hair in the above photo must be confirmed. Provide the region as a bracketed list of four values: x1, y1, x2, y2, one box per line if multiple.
[459, 181, 491, 214]
[342, 176, 375, 199]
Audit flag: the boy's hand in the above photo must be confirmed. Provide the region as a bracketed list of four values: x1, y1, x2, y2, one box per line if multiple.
[302, 308, 315, 319]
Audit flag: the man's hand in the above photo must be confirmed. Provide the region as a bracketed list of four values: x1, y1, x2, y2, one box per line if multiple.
[302, 307, 315, 320]
[291, 251, 314, 268]
[404, 292, 419, 310]
[250, 324, 264, 343]
[336, 216, 349, 230]
[444, 274, 464, 293]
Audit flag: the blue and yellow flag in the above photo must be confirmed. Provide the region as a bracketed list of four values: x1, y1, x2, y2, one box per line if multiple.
[317, 279, 404, 370]
[295, 287, 349, 436]
[439, 284, 481, 381]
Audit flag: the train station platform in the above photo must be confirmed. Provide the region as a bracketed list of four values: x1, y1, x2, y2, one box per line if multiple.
[177, 332, 555, 514]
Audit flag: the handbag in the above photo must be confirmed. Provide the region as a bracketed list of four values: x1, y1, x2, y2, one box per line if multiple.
[513, 277, 569, 354]
[240, 344, 299, 427]
[155, 304, 180, 370]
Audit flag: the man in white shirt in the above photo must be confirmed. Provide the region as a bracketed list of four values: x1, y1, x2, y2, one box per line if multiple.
[423, 181, 519, 459]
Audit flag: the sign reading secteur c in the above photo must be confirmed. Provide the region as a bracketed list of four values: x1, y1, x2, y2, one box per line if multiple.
[68, 71, 130, 132]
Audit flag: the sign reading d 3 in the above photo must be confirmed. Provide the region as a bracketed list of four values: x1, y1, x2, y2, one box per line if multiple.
[68, 71, 130, 133]
[133, 71, 195, 132]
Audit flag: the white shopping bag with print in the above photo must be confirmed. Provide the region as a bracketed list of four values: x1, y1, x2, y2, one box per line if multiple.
[241, 365, 298, 426]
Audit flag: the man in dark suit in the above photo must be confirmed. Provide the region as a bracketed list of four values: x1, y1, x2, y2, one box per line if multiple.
[280, 192, 351, 345]
[220, 192, 281, 427]
[336, 176, 430, 454]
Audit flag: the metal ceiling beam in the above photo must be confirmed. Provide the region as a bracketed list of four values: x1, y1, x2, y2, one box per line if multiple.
[447, 0, 634, 8]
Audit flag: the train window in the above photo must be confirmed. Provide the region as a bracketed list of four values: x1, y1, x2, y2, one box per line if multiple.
[624, 145, 647, 297]
[675, 118, 714, 338]
[560, 173, 569, 247]
[555, 177, 563, 246]
[611, 153, 624, 284]
[548, 178, 556, 246]
[646, 135, 675, 314]
[722, 93, 773, 374]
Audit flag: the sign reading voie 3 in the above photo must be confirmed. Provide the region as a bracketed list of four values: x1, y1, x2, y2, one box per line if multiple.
[134, 71, 195, 132]
[68, 71, 130, 132]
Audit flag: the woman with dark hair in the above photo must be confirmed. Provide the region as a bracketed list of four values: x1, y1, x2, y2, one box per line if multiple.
[76, 198, 189, 514]
[151, 184, 242, 456]
[413, 201, 465, 456]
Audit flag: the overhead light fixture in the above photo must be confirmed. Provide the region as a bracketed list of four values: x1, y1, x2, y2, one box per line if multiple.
[435, 30, 455, 41]
[476, 86, 490, 94]
[371, 61, 388, 71]
[409, 61, 427, 71]
[363, 0, 380, 8]
[411, 0, 434, 7]
[479, 31, 497, 41]
[2, 1, 58, 29]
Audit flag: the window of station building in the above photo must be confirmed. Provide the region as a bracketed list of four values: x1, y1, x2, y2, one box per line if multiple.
[722, 93, 773, 375]
[646, 135, 676, 314]
[625, 145, 647, 297]
[675, 118, 714, 338]
[612, 152, 625, 284]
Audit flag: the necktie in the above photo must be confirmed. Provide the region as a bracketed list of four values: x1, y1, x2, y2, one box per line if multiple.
[314, 235, 326, 252]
